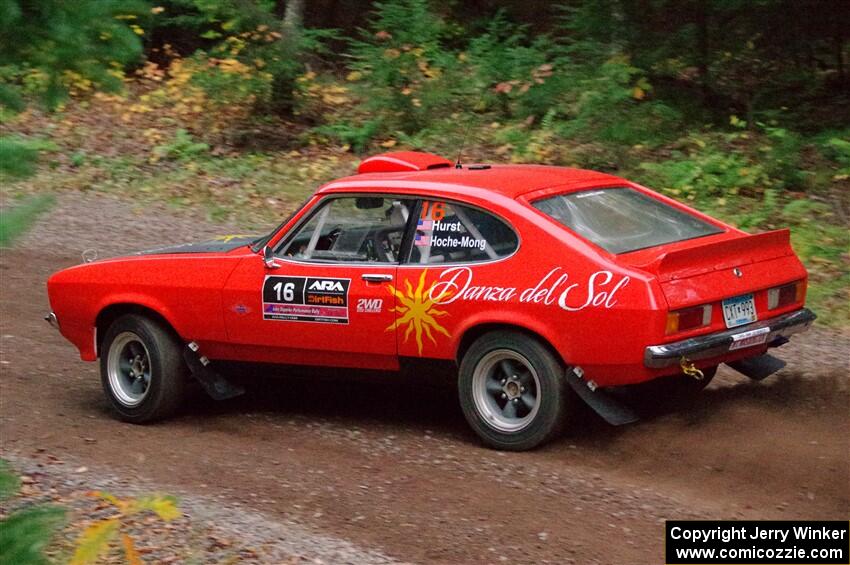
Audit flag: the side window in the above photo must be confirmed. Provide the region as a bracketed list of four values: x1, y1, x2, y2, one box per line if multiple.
[409, 200, 519, 264]
[279, 196, 414, 263]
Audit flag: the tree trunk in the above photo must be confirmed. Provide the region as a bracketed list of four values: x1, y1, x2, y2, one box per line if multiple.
[268, 0, 305, 116]
[695, 0, 712, 105]
[284, 0, 304, 35]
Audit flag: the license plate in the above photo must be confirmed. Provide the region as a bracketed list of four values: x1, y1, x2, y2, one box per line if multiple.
[722, 293, 757, 328]
[729, 326, 769, 350]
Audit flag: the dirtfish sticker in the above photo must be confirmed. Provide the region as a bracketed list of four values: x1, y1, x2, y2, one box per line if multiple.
[262, 276, 351, 324]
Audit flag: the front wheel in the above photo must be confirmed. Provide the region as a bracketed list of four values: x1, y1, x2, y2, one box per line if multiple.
[100, 314, 187, 423]
[458, 331, 572, 451]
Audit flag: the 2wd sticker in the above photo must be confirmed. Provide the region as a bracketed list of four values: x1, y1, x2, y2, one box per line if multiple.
[262, 276, 350, 324]
[356, 298, 383, 313]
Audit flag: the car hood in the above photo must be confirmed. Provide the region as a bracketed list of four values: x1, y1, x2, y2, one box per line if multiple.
[134, 235, 257, 256]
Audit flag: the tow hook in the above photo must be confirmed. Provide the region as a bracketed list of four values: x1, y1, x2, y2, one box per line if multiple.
[44, 312, 59, 330]
[680, 356, 704, 380]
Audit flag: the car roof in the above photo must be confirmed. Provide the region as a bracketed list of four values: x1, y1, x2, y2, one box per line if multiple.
[318, 164, 626, 200]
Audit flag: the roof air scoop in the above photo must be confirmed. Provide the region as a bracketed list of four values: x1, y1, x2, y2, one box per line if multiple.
[357, 151, 452, 174]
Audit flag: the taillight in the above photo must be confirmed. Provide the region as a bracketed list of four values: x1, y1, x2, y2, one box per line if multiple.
[666, 304, 712, 334]
[768, 281, 804, 310]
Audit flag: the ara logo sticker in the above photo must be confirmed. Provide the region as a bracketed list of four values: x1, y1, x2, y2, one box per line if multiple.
[356, 298, 383, 313]
[262, 276, 351, 324]
[309, 279, 346, 292]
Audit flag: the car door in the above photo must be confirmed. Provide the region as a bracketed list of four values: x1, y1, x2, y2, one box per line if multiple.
[395, 198, 521, 359]
[221, 195, 416, 370]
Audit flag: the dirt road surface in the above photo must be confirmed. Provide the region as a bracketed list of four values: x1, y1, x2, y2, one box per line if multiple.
[2, 193, 848, 564]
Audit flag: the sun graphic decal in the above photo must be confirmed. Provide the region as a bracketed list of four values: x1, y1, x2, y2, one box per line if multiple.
[386, 271, 452, 355]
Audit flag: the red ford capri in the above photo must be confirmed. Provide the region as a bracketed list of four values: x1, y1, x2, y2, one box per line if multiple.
[47, 151, 815, 450]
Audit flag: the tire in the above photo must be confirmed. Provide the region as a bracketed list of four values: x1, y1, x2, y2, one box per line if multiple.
[458, 331, 572, 451]
[99, 314, 187, 423]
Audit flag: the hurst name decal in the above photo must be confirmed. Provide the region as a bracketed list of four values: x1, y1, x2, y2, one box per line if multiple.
[262, 276, 351, 324]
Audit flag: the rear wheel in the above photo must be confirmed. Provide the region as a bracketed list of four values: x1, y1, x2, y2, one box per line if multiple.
[459, 331, 571, 451]
[100, 314, 187, 423]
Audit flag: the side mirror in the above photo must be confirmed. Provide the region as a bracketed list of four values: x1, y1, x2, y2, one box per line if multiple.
[262, 245, 280, 269]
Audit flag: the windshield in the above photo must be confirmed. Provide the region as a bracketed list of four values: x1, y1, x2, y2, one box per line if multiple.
[250, 197, 313, 252]
[532, 187, 723, 254]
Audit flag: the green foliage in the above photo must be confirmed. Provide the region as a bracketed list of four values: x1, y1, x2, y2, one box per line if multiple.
[314, 120, 383, 153]
[816, 133, 850, 176]
[0, 459, 20, 499]
[0, 194, 56, 246]
[150, 0, 336, 116]
[638, 135, 771, 203]
[761, 126, 805, 189]
[467, 14, 559, 120]
[0, 506, 66, 565]
[0, 460, 66, 565]
[0, 135, 57, 181]
[339, 1, 683, 151]
[151, 0, 276, 41]
[152, 129, 209, 161]
[554, 54, 681, 147]
[0, 0, 148, 110]
[188, 52, 272, 110]
[347, 0, 461, 136]
[0, 137, 39, 179]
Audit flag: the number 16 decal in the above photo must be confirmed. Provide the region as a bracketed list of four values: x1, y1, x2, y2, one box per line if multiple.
[262, 276, 350, 324]
[272, 281, 295, 302]
[421, 201, 446, 221]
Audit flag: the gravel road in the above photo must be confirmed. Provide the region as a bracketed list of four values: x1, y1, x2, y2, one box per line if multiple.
[1, 192, 848, 564]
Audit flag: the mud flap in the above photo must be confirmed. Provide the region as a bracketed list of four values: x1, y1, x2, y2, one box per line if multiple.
[183, 346, 245, 400]
[564, 369, 639, 426]
[726, 353, 786, 381]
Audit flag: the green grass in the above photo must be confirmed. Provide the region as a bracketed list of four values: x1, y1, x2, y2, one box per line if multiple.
[0, 194, 55, 246]
[0, 136, 60, 180]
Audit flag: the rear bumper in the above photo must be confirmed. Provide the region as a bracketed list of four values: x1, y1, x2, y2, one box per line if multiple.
[644, 308, 816, 369]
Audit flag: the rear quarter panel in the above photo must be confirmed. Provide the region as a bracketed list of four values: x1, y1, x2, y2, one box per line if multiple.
[391, 194, 664, 386]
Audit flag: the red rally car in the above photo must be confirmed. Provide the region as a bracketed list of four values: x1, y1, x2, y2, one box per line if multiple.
[47, 151, 815, 450]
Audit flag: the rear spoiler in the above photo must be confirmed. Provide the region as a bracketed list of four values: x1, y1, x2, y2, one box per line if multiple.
[644, 229, 794, 282]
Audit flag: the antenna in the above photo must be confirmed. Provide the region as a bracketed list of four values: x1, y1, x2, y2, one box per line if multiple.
[454, 118, 474, 169]
[454, 87, 487, 169]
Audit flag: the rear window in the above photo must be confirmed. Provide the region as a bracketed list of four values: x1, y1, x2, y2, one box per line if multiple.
[532, 187, 723, 254]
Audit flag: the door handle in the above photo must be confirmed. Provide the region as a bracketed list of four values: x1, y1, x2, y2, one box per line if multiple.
[362, 273, 393, 283]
